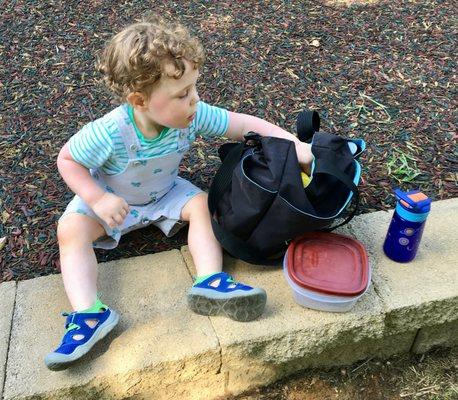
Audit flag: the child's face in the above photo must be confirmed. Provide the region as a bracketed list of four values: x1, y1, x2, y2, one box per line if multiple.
[144, 59, 200, 129]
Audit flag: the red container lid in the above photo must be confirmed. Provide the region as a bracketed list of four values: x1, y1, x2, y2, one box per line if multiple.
[286, 232, 369, 296]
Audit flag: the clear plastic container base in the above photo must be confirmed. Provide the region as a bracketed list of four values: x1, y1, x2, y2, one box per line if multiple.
[283, 252, 371, 313]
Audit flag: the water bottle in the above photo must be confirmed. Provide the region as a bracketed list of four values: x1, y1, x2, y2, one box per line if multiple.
[383, 188, 431, 263]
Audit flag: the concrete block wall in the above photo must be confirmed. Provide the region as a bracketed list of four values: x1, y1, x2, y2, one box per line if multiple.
[1, 199, 457, 399]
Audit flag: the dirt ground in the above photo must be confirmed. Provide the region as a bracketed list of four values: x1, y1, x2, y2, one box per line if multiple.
[231, 347, 457, 400]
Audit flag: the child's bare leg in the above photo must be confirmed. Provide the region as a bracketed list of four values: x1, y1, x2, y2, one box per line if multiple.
[57, 213, 106, 311]
[180, 193, 222, 277]
[45, 214, 118, 370]
[183, 193, 266, 321]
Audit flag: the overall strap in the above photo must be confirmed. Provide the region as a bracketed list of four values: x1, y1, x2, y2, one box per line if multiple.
[111, 104, 142, 160]
[177, 127, 191, 147]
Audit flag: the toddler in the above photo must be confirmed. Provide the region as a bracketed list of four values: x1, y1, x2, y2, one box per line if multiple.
[45, 14, 313, 370]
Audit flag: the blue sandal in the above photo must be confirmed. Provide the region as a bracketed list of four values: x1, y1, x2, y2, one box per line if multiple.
[187, 272, 267, 322]
[44, 302, 119, 371]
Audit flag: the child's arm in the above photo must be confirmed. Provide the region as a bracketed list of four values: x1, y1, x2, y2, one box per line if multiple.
[57, 143, 106, 206]
[57, 143, 129, 228]
[225, 111, 313, 173]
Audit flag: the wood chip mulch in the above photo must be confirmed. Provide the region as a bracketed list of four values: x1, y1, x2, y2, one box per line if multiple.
[1, 0, 456, 282]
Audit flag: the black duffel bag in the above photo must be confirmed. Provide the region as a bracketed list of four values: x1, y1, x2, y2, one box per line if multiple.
[208, 117, 365, 265]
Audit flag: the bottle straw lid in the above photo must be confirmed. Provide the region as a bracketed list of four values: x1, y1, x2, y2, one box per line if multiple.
[395, 188, 431, 214]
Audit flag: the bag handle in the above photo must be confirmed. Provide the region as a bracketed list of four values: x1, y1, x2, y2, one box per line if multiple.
[208, 141, 279, 265]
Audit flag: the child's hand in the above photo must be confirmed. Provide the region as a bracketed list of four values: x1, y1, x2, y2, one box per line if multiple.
[91, 193, 129, 229]
[295, 142, 314, 175]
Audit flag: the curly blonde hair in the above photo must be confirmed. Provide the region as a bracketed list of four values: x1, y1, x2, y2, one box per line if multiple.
[97, 14, 205, 101]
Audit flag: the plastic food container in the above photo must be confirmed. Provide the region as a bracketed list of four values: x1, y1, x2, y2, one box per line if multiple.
[283, 232, 371, 312]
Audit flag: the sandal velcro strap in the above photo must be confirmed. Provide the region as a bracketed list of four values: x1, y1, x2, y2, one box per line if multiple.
[193, 272, 253, 292]
[64, 311, 108, 330]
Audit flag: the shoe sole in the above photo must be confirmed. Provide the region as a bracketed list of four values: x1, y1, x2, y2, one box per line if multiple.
[187, 290, 267, 322]
[44, 310, 120, 371]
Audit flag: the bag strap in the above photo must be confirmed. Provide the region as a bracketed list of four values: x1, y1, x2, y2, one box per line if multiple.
[311, 162, 360, 230]
[208, 142, 278, 265]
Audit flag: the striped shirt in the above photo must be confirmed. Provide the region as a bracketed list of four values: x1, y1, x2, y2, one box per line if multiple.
[69, 101, 229, 174]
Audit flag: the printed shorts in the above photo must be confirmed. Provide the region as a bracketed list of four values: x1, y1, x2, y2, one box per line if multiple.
[59, 177, 203, 249]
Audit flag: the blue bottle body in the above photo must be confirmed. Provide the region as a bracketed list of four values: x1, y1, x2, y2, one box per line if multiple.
[383, 189, 431, 263]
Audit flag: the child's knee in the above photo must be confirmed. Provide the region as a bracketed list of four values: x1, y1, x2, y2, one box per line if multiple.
[57, 214, 105, 245]
[193, 192, 208, 207]
[181, 193, 208, 221]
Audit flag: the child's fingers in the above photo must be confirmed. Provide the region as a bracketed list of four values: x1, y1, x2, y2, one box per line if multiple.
[107, 218, 118, 229]
[112, 214, 125, 226]
[121, 199, 129, 212]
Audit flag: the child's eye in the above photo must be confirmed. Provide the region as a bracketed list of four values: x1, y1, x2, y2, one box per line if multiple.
[179, 90, 189, 99]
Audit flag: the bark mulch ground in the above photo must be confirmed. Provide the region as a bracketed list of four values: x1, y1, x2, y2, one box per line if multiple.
[1, 0, 456, 282]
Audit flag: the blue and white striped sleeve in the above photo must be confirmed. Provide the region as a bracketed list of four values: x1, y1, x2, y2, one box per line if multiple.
[68, 120, 114, 169]
[194, 101, 229, 137]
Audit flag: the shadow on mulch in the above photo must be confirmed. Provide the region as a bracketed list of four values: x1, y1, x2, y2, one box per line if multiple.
[1, 0, 456, 282]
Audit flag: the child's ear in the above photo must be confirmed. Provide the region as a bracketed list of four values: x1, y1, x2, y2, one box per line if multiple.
[127, 92, 147, 110]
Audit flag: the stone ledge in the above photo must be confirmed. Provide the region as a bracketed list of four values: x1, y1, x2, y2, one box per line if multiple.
[3, 251, 223, 400]
[1, 198, 457, 399]
[181, 197, 458, 397]
[0, 282, 16, 400]
[348, 198, 458, 336]
[181, 245, 431, 397]
[412, 319, 458, 354]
